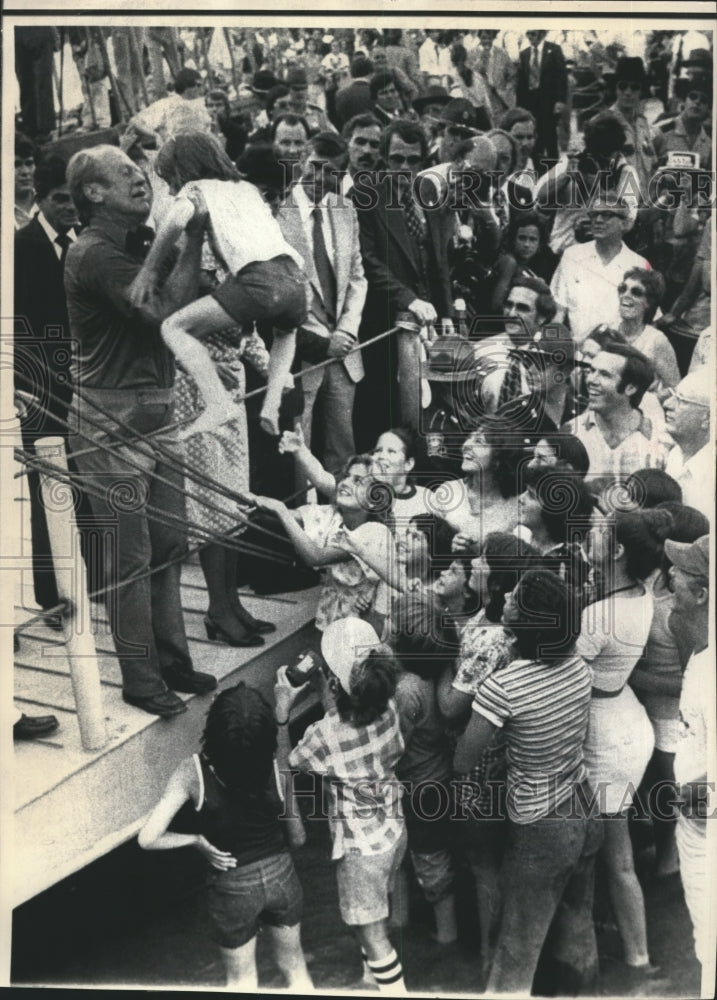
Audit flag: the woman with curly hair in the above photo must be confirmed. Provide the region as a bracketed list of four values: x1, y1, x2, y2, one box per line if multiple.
[249, 453, 398, 639]
[432, 421, 525, 556]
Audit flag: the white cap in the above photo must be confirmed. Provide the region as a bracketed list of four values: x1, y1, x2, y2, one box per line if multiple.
[320, 618, 381, 694]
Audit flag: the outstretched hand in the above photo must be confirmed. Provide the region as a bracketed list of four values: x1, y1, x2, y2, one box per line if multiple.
[245, 492, 288, 517]
[278, 424, 307, 455]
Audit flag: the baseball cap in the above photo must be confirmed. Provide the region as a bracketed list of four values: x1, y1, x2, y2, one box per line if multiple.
[664, 535, 710, 577]
[320, 618, 382, 694]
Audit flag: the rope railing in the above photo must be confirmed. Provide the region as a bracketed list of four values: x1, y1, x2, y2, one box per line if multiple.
[14, 448, 294, 568]
[15, 323, 402, 474]
[12, 322, 403, 643]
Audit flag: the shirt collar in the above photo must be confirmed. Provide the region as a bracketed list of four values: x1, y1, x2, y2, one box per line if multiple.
[36, 211, 77, 247]
[87, 216, 153, 254]
[675, 441, 710, 473]
[293, 183, 332, 222]
[583, 406, 652, 439]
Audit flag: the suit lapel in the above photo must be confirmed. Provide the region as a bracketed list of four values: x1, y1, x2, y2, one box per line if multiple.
[378, 177, 421, 274]
[280, 190, 323, 303]
[328, 200, 347, 317]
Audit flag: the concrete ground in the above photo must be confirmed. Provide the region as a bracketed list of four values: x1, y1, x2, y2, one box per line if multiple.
[11, 788, 703, 997]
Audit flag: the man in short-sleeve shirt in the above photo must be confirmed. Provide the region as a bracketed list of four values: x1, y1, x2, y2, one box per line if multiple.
[64, 146, 216, 717]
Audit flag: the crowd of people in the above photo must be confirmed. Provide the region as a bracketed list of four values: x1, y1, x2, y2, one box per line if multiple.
[12, 22, 714, 995]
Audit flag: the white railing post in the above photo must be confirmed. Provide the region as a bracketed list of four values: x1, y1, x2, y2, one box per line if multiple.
[35, 436, 107, 751]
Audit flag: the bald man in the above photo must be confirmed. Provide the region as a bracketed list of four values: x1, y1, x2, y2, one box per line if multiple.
[63, 146, 217, 717]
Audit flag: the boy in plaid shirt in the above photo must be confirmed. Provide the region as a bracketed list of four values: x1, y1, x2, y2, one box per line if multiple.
[275, 618, 408, 993]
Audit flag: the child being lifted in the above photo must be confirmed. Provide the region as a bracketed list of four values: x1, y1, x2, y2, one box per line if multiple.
[129, 130, 307, 438]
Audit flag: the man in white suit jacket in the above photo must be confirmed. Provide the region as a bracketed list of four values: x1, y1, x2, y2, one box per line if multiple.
[470, 30, 517, 120]
[277, 132, 367, 477]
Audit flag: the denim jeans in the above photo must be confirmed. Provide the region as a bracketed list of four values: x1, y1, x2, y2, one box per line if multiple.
[487, 782, 603, 995]
[206, 850, 303, 949]
[70, 387, 192, 697]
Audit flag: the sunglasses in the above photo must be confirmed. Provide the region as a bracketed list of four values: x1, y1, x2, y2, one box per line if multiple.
[686, 91, 710, 104]
[617, 282, 647, 297]
[617, 81, 643, 92]
[388, 153, 422, 166]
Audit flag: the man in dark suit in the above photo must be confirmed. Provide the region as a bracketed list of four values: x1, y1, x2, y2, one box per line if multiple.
[14, 156, 82, 620]
[354, 119, 455, 443]
[334, 55, 375, 129]
[369, 70, 406, 127]
[516, 30, 568, 169]
[277, 132, 367, 477]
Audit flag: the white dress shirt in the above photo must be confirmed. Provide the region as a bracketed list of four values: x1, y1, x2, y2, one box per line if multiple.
[36, 211, 77, 260]
[292, 183, 336, 262]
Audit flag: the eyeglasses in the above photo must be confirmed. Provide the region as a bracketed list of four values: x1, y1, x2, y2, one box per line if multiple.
[617, 81, 642, 92]
[664, 387, 709, 408]
[617, 282, 647, 297]
[388, 153, 422, 166]
[686, 91, 710, 104]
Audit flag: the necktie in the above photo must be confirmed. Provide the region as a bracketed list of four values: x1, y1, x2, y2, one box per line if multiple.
[55, 232, 72, 266]
[497, 354, 525, 414]
[312, 206, 336, 323]
[529, 45, 540, 90]
[494, 189, 508, 231]
[403, 191, 426, 244]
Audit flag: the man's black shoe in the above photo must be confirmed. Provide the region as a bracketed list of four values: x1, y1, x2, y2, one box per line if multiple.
[164, 669, 218, 695]
[122, 690, 188, 718]
[14, 713, 60, 740]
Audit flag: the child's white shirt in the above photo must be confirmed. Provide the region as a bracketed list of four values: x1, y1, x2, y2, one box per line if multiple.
[178, 178, 304, 275]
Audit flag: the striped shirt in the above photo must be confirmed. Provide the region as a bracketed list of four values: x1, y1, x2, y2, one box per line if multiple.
[472, 653, 592, 823]
[289, 702, 405, 859]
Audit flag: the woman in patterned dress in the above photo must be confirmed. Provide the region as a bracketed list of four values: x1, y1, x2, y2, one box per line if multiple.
[153, 133, 283, 646]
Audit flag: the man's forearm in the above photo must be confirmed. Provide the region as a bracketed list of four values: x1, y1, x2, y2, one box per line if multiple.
[154, 231, 205, 319]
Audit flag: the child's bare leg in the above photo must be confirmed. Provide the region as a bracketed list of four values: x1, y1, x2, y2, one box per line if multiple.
[260, 328, 296, 437]
[161, 295, 243, 438]
[355, 920, 407, 994]
[266, 922, 313, 991]
[219, 936, 258, 990]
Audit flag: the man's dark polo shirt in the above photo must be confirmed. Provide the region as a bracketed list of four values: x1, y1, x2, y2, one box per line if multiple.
[64, 218, 174, 390]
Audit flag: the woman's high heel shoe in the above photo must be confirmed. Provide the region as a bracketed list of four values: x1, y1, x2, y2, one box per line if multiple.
[204, 614, 264, 647]
[233, 600, 277, 635]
